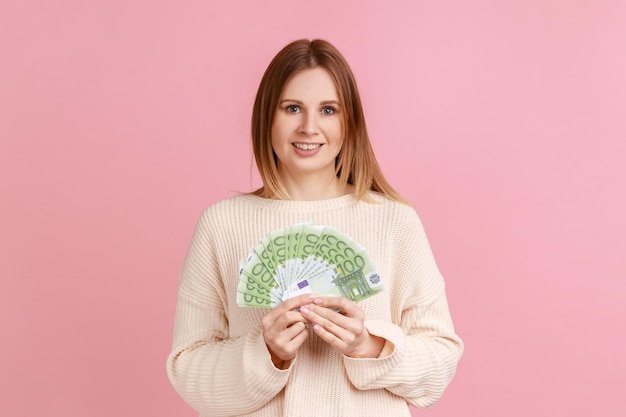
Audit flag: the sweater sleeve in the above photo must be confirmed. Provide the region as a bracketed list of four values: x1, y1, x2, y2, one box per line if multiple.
[165, 211, 291, 416]
[342, 207, 464, 408]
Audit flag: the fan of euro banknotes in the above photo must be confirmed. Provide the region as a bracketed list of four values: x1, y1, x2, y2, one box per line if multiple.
[237, 223, 383, 308]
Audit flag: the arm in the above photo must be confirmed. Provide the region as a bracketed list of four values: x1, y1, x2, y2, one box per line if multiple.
[342, 207, 464, 408]
[165, 211, 290, 416]
[343, 289, 463, 408]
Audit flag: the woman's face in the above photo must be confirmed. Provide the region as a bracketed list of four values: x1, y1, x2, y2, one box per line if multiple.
[271, 67, 344, 183]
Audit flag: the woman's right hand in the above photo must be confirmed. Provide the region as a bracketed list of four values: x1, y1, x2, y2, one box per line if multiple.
[261, 294, 314, 369]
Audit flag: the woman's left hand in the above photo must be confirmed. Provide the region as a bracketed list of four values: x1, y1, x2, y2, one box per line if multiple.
[299, 296, 385, 358]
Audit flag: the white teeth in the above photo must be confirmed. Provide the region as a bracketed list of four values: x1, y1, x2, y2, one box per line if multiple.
[293, 143, 321, 150]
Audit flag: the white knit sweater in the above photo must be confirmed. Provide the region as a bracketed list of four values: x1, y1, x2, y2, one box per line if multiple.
[166, 193, 463, 417]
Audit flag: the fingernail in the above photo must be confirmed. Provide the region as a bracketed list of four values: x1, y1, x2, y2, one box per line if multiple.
[300, 305, 309, 315]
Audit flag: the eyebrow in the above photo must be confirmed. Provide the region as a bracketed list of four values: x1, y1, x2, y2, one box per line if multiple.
[279, 99, 341, 106]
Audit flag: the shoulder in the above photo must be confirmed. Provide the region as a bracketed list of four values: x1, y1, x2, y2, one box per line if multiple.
[354, 194, 435, 255]
[359, 192, 424, 231]
[192, 194, 257, 234]
[200, 194, 257, 218]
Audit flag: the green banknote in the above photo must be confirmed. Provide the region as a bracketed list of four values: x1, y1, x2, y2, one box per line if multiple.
[237, 224, 383, 308]
[236, 291, 271, 308]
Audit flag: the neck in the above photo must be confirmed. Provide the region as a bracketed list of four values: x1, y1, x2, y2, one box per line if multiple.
[279, 173, 351, 201]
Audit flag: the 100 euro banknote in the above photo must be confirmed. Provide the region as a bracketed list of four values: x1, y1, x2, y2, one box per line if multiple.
[237, 223, 383, 308]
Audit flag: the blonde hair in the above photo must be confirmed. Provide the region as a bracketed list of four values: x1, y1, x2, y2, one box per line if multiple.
[251, 39, 406, 203]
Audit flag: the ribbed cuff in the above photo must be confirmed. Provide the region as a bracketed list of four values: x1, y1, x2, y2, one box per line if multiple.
[342, 320, 405, 389]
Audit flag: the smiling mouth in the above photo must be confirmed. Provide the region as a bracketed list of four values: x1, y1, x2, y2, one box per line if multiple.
[293, 143, 322, 150]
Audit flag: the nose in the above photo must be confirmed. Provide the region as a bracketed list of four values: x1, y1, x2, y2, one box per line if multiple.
[298, 113, 318, 135]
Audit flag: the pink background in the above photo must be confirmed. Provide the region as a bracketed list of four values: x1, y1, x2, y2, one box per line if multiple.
[1, 1, 625, 416]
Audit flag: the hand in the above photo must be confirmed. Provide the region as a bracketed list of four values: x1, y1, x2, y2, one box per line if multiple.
[261, 294, 314, 369]
[299, 296, 385, 358]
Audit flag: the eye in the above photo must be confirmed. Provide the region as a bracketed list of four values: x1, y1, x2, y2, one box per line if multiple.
[321, 107, 335, 115]
[286, 105, 300, 113]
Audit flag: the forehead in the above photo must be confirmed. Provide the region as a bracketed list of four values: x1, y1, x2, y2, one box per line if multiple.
[280, 67, 339, 101]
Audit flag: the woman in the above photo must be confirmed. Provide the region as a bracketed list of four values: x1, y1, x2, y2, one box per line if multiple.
[166, 39, 463, 417]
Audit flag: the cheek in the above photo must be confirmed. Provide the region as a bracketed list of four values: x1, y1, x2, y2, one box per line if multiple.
[271, 115, 291, 144]
[270, 124, 283, 149]
[333, 120, 345, 143]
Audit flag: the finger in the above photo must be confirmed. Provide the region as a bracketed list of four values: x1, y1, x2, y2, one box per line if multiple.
[312, 296, 359, 317]
[282, 321, 308, 341]
[285, 323, 310, 353]
[265, 319, 307, 345]
[266, 322, 309, 361]
[304, 303, 351, 329]
[263, 309, 307, 334]
[300, 304, 354, 342]
[311, 321, 349, 352]
[263, 294, 316, 324]
[311, 297, 364, 329]
[276, 294, 318, 315]
[283, 310, 309, 328]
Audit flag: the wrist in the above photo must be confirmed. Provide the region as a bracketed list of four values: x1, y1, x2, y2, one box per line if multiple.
[348, 334, 386, 358]
[268, 346, 292, 370]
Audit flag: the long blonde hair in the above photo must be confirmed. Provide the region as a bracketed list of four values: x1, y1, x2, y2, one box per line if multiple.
[251, 39, 406, 203]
